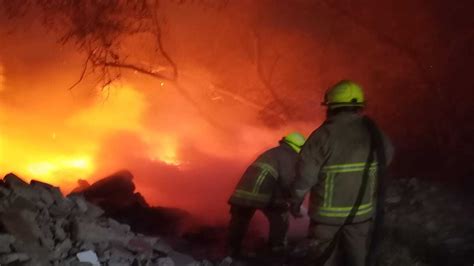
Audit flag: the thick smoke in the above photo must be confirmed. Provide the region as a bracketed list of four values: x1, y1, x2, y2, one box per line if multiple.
[1, 0, 473, 228]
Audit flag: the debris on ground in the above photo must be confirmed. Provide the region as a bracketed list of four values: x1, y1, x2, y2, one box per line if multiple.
[0, 173, 207, 266]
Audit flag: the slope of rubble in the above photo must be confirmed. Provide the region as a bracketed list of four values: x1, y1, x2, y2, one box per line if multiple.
[0, 173, 212, 266]
[379, 177, 474, 266]
[1, 171, 472, 266]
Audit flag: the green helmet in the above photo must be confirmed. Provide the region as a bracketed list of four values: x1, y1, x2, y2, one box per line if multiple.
[283, 132, 306, 153]
[323, 80, 365, 109]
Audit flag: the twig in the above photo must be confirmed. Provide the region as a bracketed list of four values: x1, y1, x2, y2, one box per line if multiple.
[68, 52, 92, 91]
[253, 30, 291, 121]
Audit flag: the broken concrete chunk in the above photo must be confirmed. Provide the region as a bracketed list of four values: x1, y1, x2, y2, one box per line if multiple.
[1, 208, 42, 242]
[0, 186, 11, 198]
[168, 251, 196, 266]
[3, 174, 43, 202]
[4, 173, 29, 187]
[71, 262, 94, 266]
[107, 245, 135, 264]
[49, 199, 75, 217]
[153, 240, 173, 254]
[79, 241, 95, 252]
[0, 234, 15, 250]
[52, 238, 72, 260]
[85, 202, 104, 219]
[30, 180, 62, 206]
[70, 196, 89, 213]
[54, 219, 68, 241]
[127, 237, 154, 253]
[200, 259, 214, 266]
[72, 218, 132, 245]
[0, 252, 30, 264]
[218, 257, 233, 266]
[40, 234, 56, 250]
[76, 250, 100, 266]
[155, 257, 175, 266]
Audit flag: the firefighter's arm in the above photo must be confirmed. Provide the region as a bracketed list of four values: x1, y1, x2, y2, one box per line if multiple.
[290, 128, 330, 217]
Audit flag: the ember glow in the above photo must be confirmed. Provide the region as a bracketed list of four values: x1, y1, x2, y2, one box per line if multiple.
[0, 84, 143, 188]
[0, 58, 314, 223]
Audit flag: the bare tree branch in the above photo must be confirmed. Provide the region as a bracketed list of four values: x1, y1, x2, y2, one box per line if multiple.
[253, 30, 291, 121]
[149, 0, 178, 80]
[68, 52, 92, 91]
[95, 60, 173, 81]
[210, 84, 286, 120]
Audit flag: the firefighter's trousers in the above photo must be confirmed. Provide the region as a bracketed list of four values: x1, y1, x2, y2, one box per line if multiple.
[228, 204, 289, 257]
[306, 220, 372, 266]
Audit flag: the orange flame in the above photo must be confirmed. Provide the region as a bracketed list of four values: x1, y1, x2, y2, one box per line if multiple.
[0, 82, 183, 190]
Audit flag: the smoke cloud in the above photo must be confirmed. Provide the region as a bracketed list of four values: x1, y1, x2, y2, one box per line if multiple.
[1, 0, 472, 228]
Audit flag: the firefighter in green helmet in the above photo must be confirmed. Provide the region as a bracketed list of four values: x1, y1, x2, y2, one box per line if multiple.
[290, 80, 394, 266]
[227, 132, 306, 258]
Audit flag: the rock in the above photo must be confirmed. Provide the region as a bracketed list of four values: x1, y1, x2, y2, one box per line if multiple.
[108, 218, 127, 233]
[49, 199, 75, 217]
[385, 195, 401, 204]
[52, 238, 72, 260]
[76, 250, 100, 266]
[168, 251, 195, 266]
[0, 252, 30, 264]
[76, 170, 135, 205]
[408, 178, 419, 189]
[218, 257, 233, 266]
[30, 180, 60, 206]
[153, 240, 173, 255]
[72, 218, 133, 245]
[54, 218, 68, 241]
[0, 234, 15, 253]
[127, 237, 154, 253]
[70, 196, 89, 213]
[200, 259, 214, 266]
[3, 173, 42, 202]
[198, 260, 214, 266]
[70, 179, 91, 194]
[79, 241, 95, 251]
[155, 257, 175, 266]
[107, 246, 135, 264]
[1, 208, 42, 241]
[3, 173, 29, 187]
[71, 262, 94, 266]
[0, 185, 11, 197]
[40, 234, 56, 250]
[84, 202, 104, 219]
[0, 172, 196, 266]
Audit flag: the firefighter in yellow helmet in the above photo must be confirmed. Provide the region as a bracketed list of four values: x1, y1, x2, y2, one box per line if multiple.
[228, 132, 306, 258]
[290, 80, 394, 266]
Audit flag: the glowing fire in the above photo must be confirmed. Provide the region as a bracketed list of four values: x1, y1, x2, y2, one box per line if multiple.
[147, 135, 181, 166]
[0, 82, 181, 190]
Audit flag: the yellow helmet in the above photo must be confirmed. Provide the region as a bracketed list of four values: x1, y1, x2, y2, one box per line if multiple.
[283, 132, 306, 153]
[323, 80, 365, 109]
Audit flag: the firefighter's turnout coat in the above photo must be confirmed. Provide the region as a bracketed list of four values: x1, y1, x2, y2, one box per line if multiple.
[292, 112, 394, 225]
[229, 142, 298, 209]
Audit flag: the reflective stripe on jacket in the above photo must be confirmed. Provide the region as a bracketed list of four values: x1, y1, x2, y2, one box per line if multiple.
[229, 142, 298, 208]
[292, 112, 394, 225]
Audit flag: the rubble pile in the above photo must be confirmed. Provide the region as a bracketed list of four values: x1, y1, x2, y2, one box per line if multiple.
[0, 173, 210, 266]
[380, 177, 474, 266]
[70, 171, 189, 237]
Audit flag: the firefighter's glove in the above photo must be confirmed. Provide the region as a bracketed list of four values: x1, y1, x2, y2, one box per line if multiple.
[290, 203, 303, 218]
